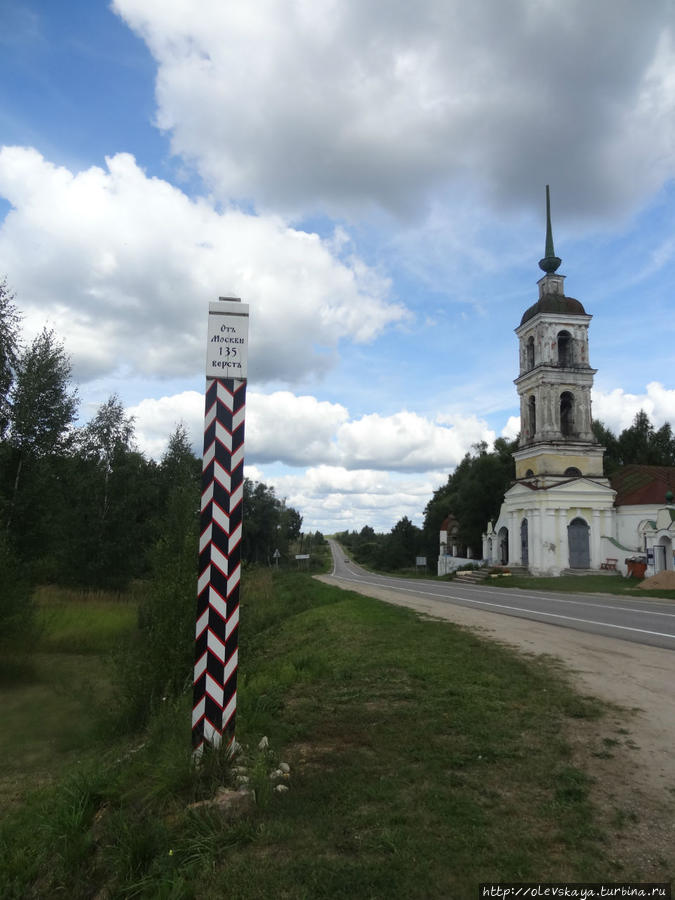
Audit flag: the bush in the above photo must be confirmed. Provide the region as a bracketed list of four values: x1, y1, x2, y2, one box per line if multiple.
[111, 488, 198, 730]
[0, 532, 36, 649]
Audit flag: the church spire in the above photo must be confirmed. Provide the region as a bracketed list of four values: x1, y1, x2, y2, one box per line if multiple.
[538, 185, 562, 274]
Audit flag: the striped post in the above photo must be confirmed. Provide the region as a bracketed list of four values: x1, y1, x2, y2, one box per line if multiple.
[193, 299, 249, 755]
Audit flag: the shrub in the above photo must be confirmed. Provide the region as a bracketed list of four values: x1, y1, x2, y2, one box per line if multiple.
[111, 487, 197, 730]
[0, 532, 36, 649]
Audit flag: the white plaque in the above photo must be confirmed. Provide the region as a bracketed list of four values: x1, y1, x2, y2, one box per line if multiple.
[206, 300, 249, 378]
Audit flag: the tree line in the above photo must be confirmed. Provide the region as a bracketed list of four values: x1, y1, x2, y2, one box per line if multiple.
[0, 279, 306, 596]
[340, 411, 675, 571]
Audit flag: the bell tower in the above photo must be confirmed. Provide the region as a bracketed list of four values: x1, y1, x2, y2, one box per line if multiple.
[513, 186, 604, 484]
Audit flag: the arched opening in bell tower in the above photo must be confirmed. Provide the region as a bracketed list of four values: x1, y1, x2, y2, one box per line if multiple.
[557, 330, 572, 366]
[528, 395, 536, 439]
[526, 336, 534, 370]
[560, 391, 575, 436]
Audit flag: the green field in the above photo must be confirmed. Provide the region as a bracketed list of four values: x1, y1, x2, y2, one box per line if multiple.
[0, 572, 672, 898]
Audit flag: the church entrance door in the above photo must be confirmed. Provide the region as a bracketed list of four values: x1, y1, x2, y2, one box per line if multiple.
[520, 519, 528, 567]
[568, 518, 590, 568]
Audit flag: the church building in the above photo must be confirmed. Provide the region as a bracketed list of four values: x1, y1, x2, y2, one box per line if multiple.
[480, 188, 675, 577]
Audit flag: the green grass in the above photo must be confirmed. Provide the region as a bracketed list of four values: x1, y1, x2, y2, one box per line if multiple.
[0, 586, 139, 810]
[486, 573, 675, 599]
[34, 585, 139, 654]
[0, 571, 670, 898]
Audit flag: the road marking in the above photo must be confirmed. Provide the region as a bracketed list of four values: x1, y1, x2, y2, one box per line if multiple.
[328, 574, 675, 642]
[475, 586, 675, 618]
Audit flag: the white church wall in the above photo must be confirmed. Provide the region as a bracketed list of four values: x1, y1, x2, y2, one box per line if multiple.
[614, 505, 651, 555]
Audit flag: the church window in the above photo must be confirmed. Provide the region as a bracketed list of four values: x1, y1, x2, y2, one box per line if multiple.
[526, 336, 535, 370]
[564, 467, 581, 477]
[557, 330, 572, 366]
[560, 391, 575, 436]
[525, 469, 534, 477]
[528, 395, 536, 438]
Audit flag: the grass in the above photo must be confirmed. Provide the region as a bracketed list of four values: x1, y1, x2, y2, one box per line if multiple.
[485, 572, 675, 599]
[0, 570, 671, 897]
[34, 584, 139, 654]
[0, 586, 139, 809]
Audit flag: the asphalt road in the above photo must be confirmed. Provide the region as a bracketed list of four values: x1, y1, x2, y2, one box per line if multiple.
[326, 539, 675, 652]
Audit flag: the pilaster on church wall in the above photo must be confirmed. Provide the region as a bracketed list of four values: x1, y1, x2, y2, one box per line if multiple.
[541, 508, 558, 572]
[544, 386, 555, 431]
[554, 508, 563, 571]
[508, 510, 518, 564]
[591, 509, 602, 568]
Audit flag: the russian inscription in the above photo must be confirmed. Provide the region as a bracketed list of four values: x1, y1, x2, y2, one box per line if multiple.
[206, 300, 249, 377]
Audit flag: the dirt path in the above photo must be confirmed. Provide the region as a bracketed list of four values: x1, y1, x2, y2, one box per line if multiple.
[317, 575, 675, 872]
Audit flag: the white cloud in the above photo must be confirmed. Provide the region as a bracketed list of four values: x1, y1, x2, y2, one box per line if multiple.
[501, 416, 521, 441]
[130, 388, 496, 472]
[592, 382, 675, 434]
[337, 410, 494, 470]
[245, 392, 348, 466]
[129, 390, 203, 459]
[269, 466, 447, 533]
[0, 147, 405, 384]
[113, 0, 675, 221]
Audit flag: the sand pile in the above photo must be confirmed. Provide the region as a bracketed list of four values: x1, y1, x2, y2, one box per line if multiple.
[638, 570, 675, 590]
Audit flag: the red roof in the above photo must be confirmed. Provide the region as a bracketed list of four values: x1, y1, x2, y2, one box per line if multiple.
[611, 465, 675, 507]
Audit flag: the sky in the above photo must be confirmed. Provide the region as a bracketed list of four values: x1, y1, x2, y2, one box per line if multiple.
[2, 0, 675, 535]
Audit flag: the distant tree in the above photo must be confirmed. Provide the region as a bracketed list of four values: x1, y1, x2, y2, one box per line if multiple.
[160, 423, 200, 489]
[241, 479, 303, 565]
[383, 516, 422, 569]
[9, 327, 78, 460]
[594, 411, 675, 473]
[55, 396, 162, 588]
[78, 394, 135, 523]
[617, 410, 655, 466]
[423, 437, 516, 561]
[652, 421, 675, 466]
[422, 476, 454, 561]
[592, 420, 621, 474]
[280, 505, 303, 544]
[6, 327, 78, 534]
[0, 278, 21, 439]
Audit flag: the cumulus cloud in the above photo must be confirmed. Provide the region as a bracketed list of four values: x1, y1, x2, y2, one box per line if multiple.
[501, 416, 521, 441]
[269, 466, 447, 533]
[130, 388, 495, 472]
[592, 382, 675, 434]
[114, 0, 675, 220]
[337, 410, 494, 470]
[0, 147, 405, 383]
[129, 390, 203, 460]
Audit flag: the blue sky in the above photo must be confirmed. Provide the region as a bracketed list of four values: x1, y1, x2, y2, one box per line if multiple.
[2, 0, 675, 534]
